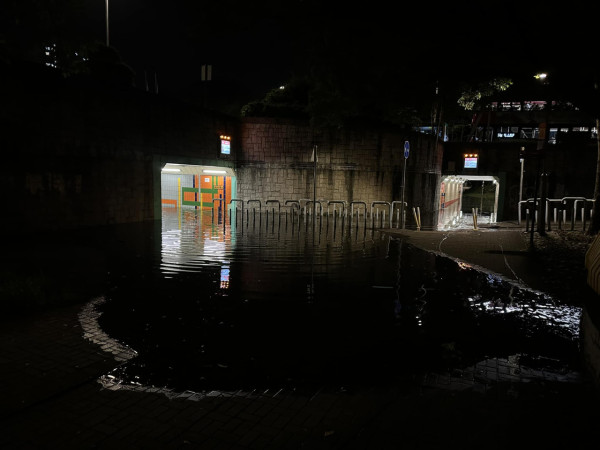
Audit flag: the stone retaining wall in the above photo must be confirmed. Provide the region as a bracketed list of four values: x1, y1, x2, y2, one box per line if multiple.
[237, 118, 442, 228]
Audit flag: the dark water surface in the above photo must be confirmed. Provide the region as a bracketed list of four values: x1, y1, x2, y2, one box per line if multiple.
[95, 209, 583, 395]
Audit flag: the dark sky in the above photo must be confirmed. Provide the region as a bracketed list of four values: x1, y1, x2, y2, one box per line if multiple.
[91, 1, 599, 96]
[83, 0, 315, 108]
[3, 0, 598, 113]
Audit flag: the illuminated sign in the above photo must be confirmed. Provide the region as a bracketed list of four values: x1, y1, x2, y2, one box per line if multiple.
[464, 153, 478, 169]
[220, 135, 231, 155]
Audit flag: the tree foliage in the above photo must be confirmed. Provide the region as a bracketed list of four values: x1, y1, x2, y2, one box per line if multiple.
[457, 78, 513, 111]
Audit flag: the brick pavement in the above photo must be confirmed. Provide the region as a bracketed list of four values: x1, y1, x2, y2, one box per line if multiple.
[2, 223, 600, 449]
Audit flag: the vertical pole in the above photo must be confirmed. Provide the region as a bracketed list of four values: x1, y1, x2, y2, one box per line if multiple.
[401, 154, 407, 228]
[480, 180, 485, 214]
[199, 176, 203, 212]
[537, 172, 547, 235]
[494, 180, 499, 223]
[105, 0, 109, 47]
[530, 157, 540, 247]
[519, 156, 524, 203]
[313, 145, 317, 238]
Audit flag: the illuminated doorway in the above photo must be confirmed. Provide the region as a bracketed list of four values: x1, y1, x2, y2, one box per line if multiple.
[160, 164, 236, 213]
[438, 175, 500, 229]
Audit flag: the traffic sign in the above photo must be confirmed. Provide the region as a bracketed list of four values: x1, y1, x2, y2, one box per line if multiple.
[404, 141, 410, 158]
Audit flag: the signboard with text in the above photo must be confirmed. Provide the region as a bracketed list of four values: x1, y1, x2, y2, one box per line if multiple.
[464, 156, 478, 168]
[220, 139, 230, 155]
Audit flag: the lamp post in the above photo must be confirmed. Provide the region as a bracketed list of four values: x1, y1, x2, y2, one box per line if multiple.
[105, 0, 109, 46]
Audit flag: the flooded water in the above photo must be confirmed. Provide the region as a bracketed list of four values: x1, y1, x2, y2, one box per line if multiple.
[93, 208, 583, 395]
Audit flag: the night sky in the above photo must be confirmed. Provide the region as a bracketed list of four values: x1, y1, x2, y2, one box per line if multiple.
[2, 0, 598, 114]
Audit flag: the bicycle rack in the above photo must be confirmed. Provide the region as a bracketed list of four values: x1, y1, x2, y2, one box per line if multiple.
[230, 198, 244, 223]
[371, 201, 391, 228]
[327, 200, 347, 218]
[299, 198, 311, 217]
[391, 201, 407, 228]
[284, 200, 301, 220]
[266, 199, 281, 215]
[305, 200, 323, 218]
[350, 201, 367, 220]
[246, 199, 261, 223]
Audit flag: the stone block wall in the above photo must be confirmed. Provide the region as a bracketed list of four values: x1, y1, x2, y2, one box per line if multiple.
[236, 118, 442, 227]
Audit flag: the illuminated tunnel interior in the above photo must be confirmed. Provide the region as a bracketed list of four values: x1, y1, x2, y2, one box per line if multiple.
[161, 164, 237, 213]
[438, 175, 500, 229]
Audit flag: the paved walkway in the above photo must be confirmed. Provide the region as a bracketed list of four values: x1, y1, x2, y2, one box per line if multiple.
[2, 223, 600, 449]
[386, 220, 541, 288]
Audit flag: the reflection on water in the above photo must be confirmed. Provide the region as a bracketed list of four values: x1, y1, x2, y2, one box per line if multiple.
[95, 208, 583, 395]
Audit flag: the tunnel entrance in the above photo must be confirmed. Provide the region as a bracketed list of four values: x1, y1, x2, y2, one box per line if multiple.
[160, 163, 237, 213]
[438, 175, 500, 229]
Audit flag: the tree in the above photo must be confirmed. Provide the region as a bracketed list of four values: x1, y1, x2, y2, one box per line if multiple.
[241, 80, 309, 119]
[73, 43, 136, 88]
[457, 78, 513, 111]
[456, 77, 513, 141]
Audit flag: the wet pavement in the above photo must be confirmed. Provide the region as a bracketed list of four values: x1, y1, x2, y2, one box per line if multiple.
[1, 218, 600, 449]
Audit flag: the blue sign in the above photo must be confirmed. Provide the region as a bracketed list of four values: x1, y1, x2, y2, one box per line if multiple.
[404, 141, 410, 158]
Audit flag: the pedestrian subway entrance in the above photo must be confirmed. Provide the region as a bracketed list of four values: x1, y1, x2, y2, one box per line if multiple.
[88, 208, 583, 396]
[438, 175, 500, 230]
